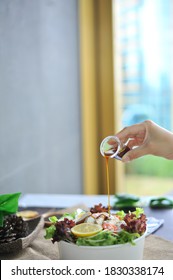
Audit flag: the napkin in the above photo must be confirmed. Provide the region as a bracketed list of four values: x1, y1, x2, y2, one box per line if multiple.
[146, 217, 164, 236]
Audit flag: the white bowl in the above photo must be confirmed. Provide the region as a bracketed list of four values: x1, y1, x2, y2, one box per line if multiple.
[58, 230, 147, 260]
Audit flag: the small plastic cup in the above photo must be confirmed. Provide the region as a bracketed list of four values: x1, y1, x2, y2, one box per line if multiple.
[100, 136, 130, 160]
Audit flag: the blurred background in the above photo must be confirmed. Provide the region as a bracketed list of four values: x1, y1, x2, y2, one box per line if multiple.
[0, 0, 173, 196]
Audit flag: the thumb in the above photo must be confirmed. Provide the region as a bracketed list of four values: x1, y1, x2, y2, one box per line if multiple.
[121, 146, 148, 162]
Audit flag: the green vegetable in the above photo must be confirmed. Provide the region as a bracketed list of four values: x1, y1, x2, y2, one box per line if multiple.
[76, 230, 140, 246]
[149, 197, 173, 209]
[116, 207, 144, 219]
[59, 212, 76, 221]
[115, 210, 126, 219]
[45, 212, 77, 240]
[0, 192, 21, 226]
[132, 207, 144, 218]
[44, 225, 56, 239]
[114, 194, 140, 209]
[117, 231, 140, 245]
[49, 216, 58, 223]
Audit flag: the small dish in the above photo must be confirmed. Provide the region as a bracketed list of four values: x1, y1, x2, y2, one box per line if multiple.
[0, 215, 44, 254]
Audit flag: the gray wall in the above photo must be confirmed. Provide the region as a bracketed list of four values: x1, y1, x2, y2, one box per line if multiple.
[0, 0, 82, 194]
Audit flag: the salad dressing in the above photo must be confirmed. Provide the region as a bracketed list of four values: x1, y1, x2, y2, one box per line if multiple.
[103, 143, 130, 215]
[105, 156, 111, 215]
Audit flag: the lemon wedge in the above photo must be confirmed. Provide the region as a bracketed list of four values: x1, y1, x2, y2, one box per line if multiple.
[71, 223, 102, 237]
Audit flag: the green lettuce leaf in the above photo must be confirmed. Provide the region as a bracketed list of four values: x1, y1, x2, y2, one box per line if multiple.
[76, 230, 140, 246]
[115, 210, 126, 219]
[49, 216, 58, 223]
[44, 225, 56, 239]
[132, 207, 144, 218]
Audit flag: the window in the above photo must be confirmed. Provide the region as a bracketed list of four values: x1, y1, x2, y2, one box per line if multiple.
[113, 0, 173, 195]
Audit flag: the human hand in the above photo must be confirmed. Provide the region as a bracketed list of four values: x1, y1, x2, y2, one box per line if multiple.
[115, 120, 173, 162]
